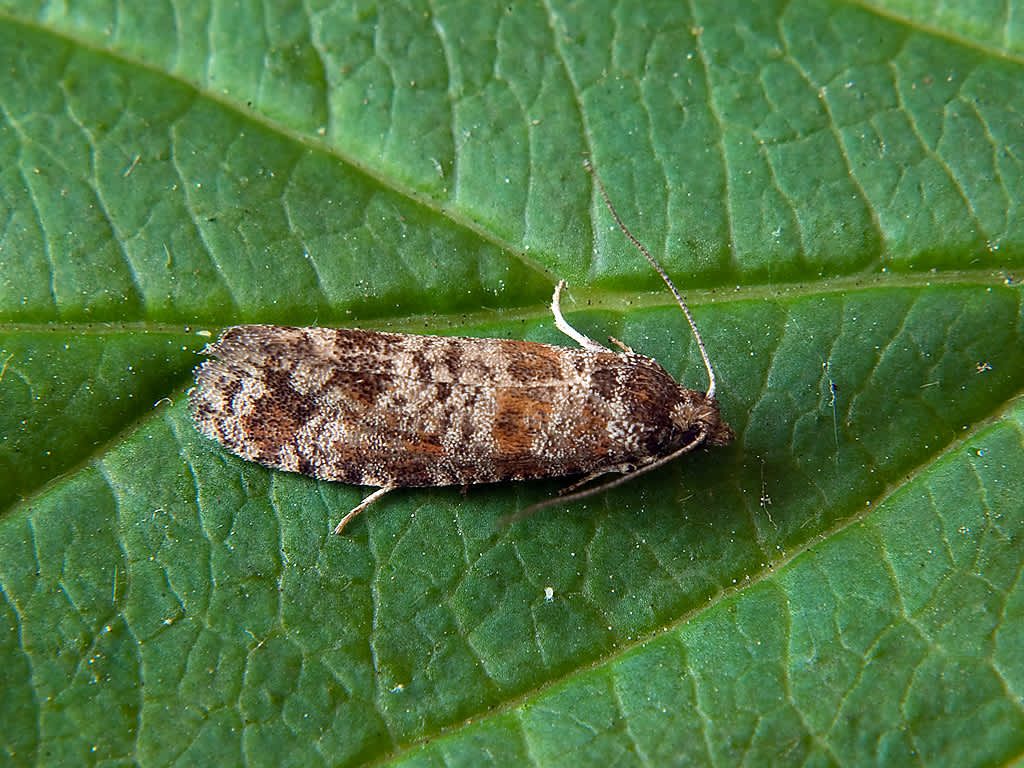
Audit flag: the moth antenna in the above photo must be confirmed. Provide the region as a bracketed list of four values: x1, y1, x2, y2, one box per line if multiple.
[583, 158, 717, 400]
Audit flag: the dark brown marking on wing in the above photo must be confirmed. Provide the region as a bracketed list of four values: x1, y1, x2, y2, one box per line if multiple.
[590, 366, 619, 400]
[325, 369, 389, 406]
[442, 344, 463, 378]
[506, 343, 562, 383]
[240, 369, 318, 458]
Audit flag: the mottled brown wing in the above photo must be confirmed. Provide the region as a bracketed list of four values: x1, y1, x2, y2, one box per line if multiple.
[190, 324, 690, 488]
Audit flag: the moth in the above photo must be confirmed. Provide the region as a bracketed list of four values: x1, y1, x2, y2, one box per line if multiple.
[190, 161, 733, 533]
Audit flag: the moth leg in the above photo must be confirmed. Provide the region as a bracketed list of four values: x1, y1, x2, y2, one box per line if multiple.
[551, 281, 606, 353]
[333, 485, 394, 534]
[501, 463, 635, 525]
[607, 335, 634, 354]
[502, 428, 710, 525]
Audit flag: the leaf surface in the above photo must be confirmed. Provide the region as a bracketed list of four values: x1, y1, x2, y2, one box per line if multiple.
[1, 1, 1022, 766]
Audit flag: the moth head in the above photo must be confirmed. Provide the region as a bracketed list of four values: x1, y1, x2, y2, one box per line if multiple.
[671, 390, 734, 448]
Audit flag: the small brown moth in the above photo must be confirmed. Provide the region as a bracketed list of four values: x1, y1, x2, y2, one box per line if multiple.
[190, 161, 733, 533]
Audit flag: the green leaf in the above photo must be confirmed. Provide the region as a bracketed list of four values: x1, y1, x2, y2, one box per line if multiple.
[1, 1, 1022, 766]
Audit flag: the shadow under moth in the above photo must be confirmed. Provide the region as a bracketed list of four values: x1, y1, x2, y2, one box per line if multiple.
[190, 161, 733, 533]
